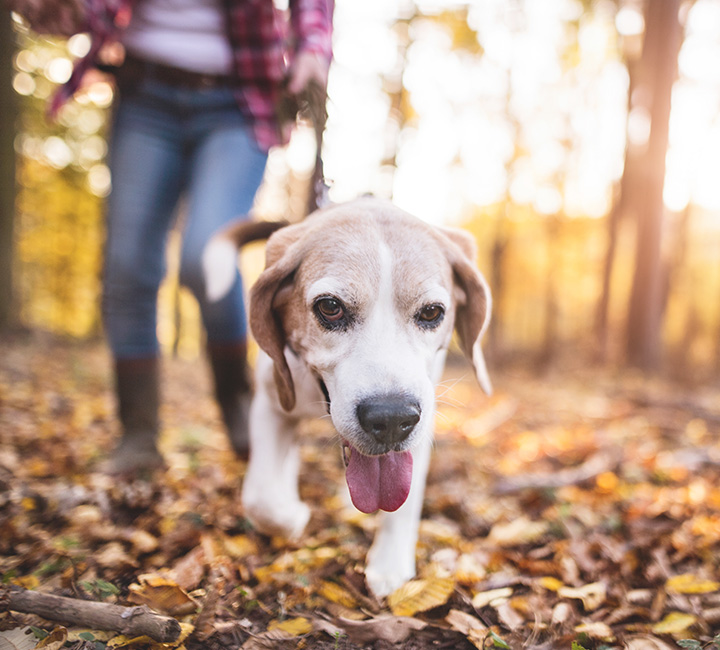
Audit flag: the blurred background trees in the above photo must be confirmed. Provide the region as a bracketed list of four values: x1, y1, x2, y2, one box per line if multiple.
[1, 8, 16, 330]
[3, 0, 720, 383]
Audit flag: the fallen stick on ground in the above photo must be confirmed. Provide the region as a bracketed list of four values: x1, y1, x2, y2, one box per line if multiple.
[1, 585, 182, 643]
[493, 447, 623, 495]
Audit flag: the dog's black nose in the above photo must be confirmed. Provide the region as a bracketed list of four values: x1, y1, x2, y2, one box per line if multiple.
[356, 395, 421, 446]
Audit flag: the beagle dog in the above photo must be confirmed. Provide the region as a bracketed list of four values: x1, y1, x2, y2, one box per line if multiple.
[204, 198, 492, 597]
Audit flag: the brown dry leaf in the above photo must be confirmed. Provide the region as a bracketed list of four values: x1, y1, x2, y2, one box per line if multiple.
[471, 587, 513, 609]
[558, 581, 606, 611]
[127, 574, 198, 616]
[445, 609, 488, 649]
[0, 627, 36, 650]
[332, 615, 427, 644]
[650, 611, 697, 635]
[95, 542, 138, 570]
[487, 517, 549, 547]
[625, 636, 679, 650]
[387, 576, 455, 617]
[34, 627, 67, 650]
[127, 529, 159, 555]
[666, 573, 720, 594]
[192, 579, 222, 642]
[550, 601, 573, 628]
[496, 601, 524, 630]
[240, 629, 295, 649]
[266, 617, 313, 636]
[168, 546, 206, 591]
[454, 553, 487, 585]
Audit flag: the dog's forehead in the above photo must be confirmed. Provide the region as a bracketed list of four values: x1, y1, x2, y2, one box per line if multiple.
[297, 205, 454, 301]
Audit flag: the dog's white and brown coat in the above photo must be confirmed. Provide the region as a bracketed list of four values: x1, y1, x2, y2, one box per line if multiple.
[205, 198, 491, 597]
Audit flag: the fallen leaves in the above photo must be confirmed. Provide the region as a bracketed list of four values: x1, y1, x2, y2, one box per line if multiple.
[127, 575, 198, 618]
[386, 576, 455, 617]
[3, 341, 720, 649]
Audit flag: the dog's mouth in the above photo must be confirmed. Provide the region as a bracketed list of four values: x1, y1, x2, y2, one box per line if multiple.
[342, 442, 413, 514]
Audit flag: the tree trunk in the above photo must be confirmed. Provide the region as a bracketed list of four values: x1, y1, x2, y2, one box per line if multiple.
[595, 52, 641, 362]
[0, 11, 16, 331]
[625, 0, 682, 369]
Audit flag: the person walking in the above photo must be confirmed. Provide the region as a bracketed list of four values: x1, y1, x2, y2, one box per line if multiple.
[8, 0, 333, 472]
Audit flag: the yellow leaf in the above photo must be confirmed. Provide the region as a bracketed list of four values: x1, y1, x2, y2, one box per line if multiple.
[127, 575, 198, 616]
[12, 575, 39, 590]
[220, 534, 258, 560]
[651, 612, 697, 635]
[316, 580, 358, 608]
[388, 577, 455, 617]
[66, 630, 114, 643]
[574, 621, 614, 640]
[538, 576, 564, 592]
[20, 497, 36, 511]
[106, 635, 153, 649]
[471, 587, 512, 609]
[558, 581, 606, 611]
[267, 617, 313, 636]
[666, 573, 720, 594]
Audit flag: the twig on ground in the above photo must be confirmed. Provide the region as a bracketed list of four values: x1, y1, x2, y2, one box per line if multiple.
[1, 585, 182, 643]
[492, 447, 623, 495]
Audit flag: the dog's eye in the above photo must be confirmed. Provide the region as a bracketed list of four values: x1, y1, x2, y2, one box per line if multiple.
[416, 304, 445, 329]
[314, 297, 347, 328]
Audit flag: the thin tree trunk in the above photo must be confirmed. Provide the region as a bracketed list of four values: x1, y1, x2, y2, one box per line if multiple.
[626, 0, 682, 369]
[0, 11, 16, 331]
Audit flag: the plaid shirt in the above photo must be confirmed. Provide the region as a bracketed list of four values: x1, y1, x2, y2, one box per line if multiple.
[52, 0, 333, 150]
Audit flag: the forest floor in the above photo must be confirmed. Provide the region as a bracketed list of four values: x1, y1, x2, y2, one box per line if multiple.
[1, 334, 720, 650]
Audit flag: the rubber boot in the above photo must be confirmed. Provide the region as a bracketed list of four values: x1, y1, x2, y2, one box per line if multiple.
[208, 342, 252, 459]
[106, 357, 164, 474]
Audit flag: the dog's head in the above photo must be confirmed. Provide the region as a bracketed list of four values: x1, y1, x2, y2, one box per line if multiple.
[248, 199, 491, 513]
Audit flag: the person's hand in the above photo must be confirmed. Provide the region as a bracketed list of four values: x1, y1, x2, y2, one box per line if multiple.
[8, 0, 85, 35]
[287, 50, 330, 95]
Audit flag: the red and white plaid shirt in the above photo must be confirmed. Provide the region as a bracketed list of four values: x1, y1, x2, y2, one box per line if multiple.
[53, 0, 333, 150]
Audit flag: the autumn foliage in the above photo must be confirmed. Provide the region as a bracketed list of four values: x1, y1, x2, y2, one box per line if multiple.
[2, 339, 720, 649]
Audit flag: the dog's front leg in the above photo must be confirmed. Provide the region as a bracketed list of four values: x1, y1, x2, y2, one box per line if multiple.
[241, 387, 310, 540]
[364, 432, 432, 598]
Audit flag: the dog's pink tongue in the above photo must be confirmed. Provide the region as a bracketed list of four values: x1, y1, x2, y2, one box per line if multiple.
[345, 448, 413, 513]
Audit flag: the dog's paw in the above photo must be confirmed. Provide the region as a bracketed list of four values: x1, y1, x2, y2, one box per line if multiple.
[365, 546, 416, 599]
[243, 495, 310, 541]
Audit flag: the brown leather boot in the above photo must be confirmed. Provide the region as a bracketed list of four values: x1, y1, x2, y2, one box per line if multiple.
[107, 357, 164, 474]
[207, 342, 252, 459]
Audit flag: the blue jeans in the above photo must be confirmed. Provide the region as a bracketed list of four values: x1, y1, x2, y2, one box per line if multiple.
[103, 80, 268, 359]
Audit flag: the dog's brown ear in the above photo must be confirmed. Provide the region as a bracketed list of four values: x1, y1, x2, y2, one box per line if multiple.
[249, 221, 311, 411]
[436, 227, 493, 395]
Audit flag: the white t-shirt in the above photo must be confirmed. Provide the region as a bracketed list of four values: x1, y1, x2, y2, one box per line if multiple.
[122, 0, 233, 75]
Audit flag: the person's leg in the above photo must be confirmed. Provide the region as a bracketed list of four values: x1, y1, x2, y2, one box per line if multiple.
[103, 84, 186, 472]
[179, 95, 267, 457]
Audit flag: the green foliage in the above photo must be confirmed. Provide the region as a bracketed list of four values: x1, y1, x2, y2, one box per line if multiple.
[572, 642, 589, 650]
[80, 578, 120, 600]
[30, 626, 48, 640]
[486, 631, 510, 648]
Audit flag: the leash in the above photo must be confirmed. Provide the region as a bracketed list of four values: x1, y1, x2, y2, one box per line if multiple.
[277, 78, 331, 218]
